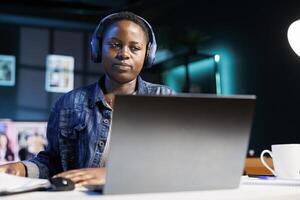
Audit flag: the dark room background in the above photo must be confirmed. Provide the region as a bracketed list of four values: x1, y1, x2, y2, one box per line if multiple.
[0, 0, 300, 156]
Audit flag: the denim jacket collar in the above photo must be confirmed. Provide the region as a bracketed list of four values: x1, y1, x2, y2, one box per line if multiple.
[89, 76, 147, 109]
[87, 78, 105, 109]
[136, 76, 149, 94]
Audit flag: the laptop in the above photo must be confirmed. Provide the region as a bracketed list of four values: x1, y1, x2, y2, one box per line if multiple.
[104, 94, 256, 194]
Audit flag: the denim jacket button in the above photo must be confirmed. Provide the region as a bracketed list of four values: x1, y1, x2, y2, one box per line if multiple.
[98, 140, 105, 151]
[103, 119, 109, 124]
[98, 140, 105, 146]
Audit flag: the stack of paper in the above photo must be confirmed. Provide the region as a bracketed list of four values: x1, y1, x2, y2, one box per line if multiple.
[0, 172, 51, 195]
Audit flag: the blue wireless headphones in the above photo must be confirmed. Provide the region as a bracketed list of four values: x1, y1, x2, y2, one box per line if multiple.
[90, 12, 157, 69]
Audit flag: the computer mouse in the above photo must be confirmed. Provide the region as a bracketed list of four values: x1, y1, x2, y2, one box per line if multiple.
[49, 177, 75, 191]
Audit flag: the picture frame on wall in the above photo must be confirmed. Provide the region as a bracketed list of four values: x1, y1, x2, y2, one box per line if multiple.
[0, 55, 16, 87]
[45, 54, 74, 93]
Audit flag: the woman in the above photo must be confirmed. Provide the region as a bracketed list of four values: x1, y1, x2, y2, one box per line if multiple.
[0, 11, 174, 187]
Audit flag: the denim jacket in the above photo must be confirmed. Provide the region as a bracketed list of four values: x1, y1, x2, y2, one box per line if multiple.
[23, 76, 175, 179]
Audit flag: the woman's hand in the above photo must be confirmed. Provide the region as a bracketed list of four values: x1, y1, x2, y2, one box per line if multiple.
[0, 162, 26, 177]
[53, 167, 105, 187]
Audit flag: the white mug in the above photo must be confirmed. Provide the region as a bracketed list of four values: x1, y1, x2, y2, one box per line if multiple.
[260, 144, 300, 179]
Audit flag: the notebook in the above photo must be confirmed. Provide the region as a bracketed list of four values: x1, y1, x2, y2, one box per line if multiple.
[104, 94, 256, 194]
[0, 172, 50, 195]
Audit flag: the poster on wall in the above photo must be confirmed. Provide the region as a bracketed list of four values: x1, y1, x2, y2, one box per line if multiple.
[14, 121, 47, 161]
[0, 120, 17, 164]
[45, 54, 74, 93]
[0, 120, 48, 164]
[0, 55, 16, 87]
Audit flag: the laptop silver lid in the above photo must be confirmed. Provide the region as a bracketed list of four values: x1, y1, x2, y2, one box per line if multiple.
[104, 94, 256, 194]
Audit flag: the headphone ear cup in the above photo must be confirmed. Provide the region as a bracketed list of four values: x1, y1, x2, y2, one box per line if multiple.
[91, 13, 116, 63]
[144, 43, 151, 69]
[97, 38, 102, 62]
[144, 41, 156, 69]
[91, 34, 102, 63]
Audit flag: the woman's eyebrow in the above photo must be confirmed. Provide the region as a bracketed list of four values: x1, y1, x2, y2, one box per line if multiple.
[107, 37, 121, 42]
[106, 37, 144, 45]
[130, 41, 144, 46]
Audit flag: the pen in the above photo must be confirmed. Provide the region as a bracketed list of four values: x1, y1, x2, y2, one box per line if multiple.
[256, 176, 275, 180]
[248, 175, 276, 180]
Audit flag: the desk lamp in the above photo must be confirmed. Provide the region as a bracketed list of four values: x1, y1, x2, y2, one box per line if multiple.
[287, 19, 300, 57]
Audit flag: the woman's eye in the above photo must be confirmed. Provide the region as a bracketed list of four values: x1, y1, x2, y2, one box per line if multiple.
[130, 46, 141, 52]
[109, 43, 121, 49]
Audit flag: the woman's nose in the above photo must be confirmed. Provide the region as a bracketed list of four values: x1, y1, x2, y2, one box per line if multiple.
[117, 46, 130, 60]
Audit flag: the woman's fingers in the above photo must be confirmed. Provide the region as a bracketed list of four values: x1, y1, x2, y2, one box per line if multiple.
[75, 177, 105, 187]
[54, 169, 83, 177]
[68, 173, 94, 183]
[53, 168, 105, 185]
[54, 170, 87, 183]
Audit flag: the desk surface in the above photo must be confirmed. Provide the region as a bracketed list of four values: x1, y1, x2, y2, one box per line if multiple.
[244, 157, 273, 175]
[2, 178, 300, 200]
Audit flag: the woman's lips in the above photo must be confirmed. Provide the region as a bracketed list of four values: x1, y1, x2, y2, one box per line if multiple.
[113, 63, 132, 71]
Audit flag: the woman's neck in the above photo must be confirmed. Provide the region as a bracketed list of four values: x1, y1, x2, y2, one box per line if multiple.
[104, 76, 137, 95]
[103, 76, 137, 108]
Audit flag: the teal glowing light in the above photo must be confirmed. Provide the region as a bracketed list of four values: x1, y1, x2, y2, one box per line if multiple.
[162, 58, 216, 93]
[154, 49, 173, 64]
[162, 47, 235, 95]
[214, 54, 220, 62]
[202, 47, 235, 95]
[214, 49, 235, 95]
[215, 72, 221, 95]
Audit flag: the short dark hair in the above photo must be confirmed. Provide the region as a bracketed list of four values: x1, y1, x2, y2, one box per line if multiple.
[101, 11, 150, 42]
